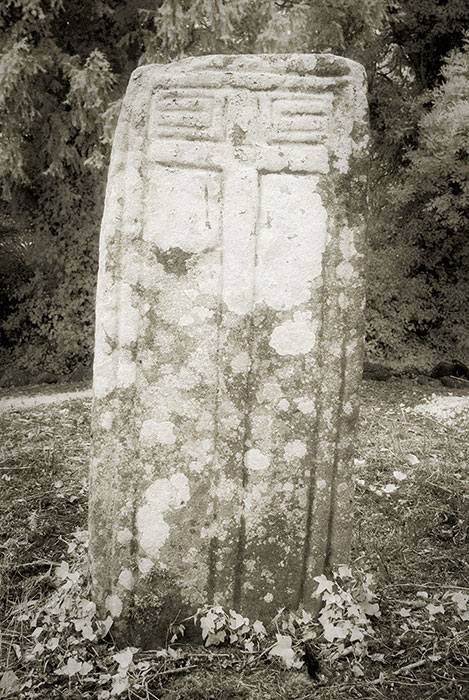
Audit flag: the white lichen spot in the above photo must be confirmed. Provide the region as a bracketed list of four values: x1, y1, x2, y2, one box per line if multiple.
[221, 413, 241, 431]
[177, 367, 199, 389]
[116, 358, 136, 389]
[118, 569, 134, 591]
[117, 528, 133, 545]
[243, 482, 269, 515]
[200, 521, 219, 539]
[100, 411, 114, 430]
[138, 558, 154, 575]
[194, 306, 214, 321]
[181, 438, 212, 464]
[105, 595, 122, 618]
[182, 547, 199, 565]
[284, 440, 307, 461]
[258, 382, 283, 403]
[117, 283, 140, 345]
[278, 398, 290, 411]
[196, 260, 221, 296]
[344, 401, 353, 415]
[317, 478, 327, 490]
[179, 314, 194, 326]
[136, 473, 190, 559]
[140, 419, 176, 447]
[184, 287, 198, 300]
[339, 229, 358, 260]
[263, 592, 274, 603]
[269, 311, 319, 356]
[336, 261, 354, 281]
[189, 460, 203, 474]
[215, 475, 239, 502]
[195, 410, 214, 433]
[245, 448, 270, 471]
[231, 351, 251, 374]
[338, 292, 349, 309]
[296, 397, 316, 414]
[283, 482, 294, 493]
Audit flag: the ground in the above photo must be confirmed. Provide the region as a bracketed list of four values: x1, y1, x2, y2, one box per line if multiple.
[0, 377, 467, 699]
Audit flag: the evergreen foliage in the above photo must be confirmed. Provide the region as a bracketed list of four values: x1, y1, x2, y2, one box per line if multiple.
[366, 41, 469, 364]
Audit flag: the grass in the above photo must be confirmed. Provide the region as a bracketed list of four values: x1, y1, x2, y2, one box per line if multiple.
[0, 378, 468, 699]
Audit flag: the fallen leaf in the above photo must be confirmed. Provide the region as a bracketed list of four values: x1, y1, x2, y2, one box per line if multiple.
[393, 470, 407, 481]
[0, 670, 20, 698]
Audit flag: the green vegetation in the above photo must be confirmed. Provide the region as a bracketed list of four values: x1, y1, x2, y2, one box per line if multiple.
[1, 379, 467, 698]
[1, 0, 469, 380]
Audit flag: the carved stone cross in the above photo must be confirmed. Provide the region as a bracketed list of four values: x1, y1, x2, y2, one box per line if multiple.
[90, 54, 369, 647]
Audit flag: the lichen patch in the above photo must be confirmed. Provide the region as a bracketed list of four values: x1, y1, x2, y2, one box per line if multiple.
[117, 528, 133, 545]
[140, 419, 176, 446]
[244, 448, 270, 471]
[136, 474, 190, 559]
[269, 311, 319, 356]
[284, 440, 307, 461]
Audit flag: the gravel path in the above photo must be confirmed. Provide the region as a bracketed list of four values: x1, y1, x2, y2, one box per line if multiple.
[0, 389, 92, 412]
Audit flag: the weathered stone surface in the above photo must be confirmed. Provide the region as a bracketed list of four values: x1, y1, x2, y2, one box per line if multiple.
[90, 54, 368, 646]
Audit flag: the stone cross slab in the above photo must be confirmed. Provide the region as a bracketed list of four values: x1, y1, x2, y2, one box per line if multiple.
[90, 54, 368, 647]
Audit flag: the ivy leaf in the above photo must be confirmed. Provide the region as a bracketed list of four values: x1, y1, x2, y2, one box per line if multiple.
[350, 625, 365, 642]
[229, 610, 249, 630]
[253, 619, 267, 637]
[426, 603, 444, 618]
[80, 624, 96, 641]
[322, 620, 350, 642]
[111, 676, 129, 695]
[313, 574, 334, 596]
[112, 647, 137, 670]
[448, 591, 469, 611]
[200, 610, 218, 639]
[96, 615, 113, 636]
[204, 630, 226, 646]
[168, 647, 183, 660]
[55, 561, 69, 579]
[362, 601, 380, 616]
[269, 634, 298, 668]
[65, 657, 83, 676]
[79, 661, 93, 676]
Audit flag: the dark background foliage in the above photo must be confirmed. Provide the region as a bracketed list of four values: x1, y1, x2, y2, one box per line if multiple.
[1, 0, 468, 382]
